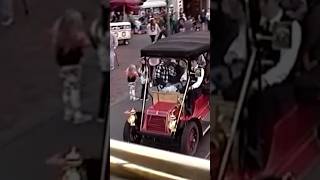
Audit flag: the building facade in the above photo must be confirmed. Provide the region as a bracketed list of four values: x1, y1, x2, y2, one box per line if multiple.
[183, 0, 209, 18]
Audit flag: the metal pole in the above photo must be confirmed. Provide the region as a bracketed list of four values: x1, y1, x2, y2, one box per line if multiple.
[140, 58, 149, 130]
[100, 71, 110, 180]
[217, 48, 257, 180]
[174, 77, 191, 135]
[100, 116, 110, 180]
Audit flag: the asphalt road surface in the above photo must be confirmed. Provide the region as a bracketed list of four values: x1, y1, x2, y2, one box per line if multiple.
[109, 34, 210, 159]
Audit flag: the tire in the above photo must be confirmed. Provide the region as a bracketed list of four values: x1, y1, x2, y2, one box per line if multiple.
[180, 121, 200, 156]
[123, 122, 141, 144]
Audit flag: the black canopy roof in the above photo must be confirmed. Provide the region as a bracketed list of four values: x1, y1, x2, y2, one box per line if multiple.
[140, 31, 210, 59]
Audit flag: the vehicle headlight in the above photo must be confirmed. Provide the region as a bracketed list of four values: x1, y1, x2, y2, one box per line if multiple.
[122, 32, 126, 37]
[127, 114, 136, 126]
[168, 114, 177, 133]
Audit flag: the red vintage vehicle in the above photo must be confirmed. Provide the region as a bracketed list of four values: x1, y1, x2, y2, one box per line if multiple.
[122, 31, 210, 156]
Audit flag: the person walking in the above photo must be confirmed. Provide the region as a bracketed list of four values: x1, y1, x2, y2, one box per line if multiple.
[147, 18, 161, 44]
[199, 9, 207, 31]
[110, 32, 118, 71]
[90, 3, 109, 123]
[176, 18, 186, 33]
[156, 16, 167, 41]
[126, 64, 140, 101]
[0, 0, 14, 26]
[52, 9, 92, 124]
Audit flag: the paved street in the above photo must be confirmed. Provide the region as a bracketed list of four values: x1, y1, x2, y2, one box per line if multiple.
[0, 0, 106, 179]
[110, 34, 210, 159]
[110, 35, 150, 105]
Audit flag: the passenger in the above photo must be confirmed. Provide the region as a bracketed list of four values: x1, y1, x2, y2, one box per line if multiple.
[154, 59, 169, 89]
[167, 59, 183, 85]
[148, 57, 160, 87]
[162, 59, 184, 92]
[185, 59, 205, 115]
[245, 0, 302, 168]
[177, 60, 188, 92]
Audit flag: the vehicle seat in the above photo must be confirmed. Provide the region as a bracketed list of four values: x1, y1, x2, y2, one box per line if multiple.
[151, 91, 183, 105]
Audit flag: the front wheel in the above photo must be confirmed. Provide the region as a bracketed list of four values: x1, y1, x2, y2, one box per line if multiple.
[180, 121, 200, 156]
[123, 122, 141, 144]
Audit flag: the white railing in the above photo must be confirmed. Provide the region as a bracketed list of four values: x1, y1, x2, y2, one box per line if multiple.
[110, 139, 210, 180]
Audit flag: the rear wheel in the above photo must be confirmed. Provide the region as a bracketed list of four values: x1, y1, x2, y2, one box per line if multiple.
[123, 122, 141, 144]
[180, 121, 200, 155]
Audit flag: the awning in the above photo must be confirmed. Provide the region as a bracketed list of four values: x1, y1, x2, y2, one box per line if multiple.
[140, 1, 167, 8]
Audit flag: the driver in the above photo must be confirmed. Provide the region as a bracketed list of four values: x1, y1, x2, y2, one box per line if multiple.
[185, 57, 205, 115]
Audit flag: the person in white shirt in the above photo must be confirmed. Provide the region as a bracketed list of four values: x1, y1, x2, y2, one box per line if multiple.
[185, 59, 205, 115]
[147, 18, 161, 43]
[246, 0, 302, 168]
[110, 32, 118, 71]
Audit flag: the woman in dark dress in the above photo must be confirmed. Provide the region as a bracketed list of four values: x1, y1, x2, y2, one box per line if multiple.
[52, 9, 92, 124]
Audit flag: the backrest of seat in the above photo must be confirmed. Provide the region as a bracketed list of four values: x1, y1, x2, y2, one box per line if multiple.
[151, 91, 183, 105]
